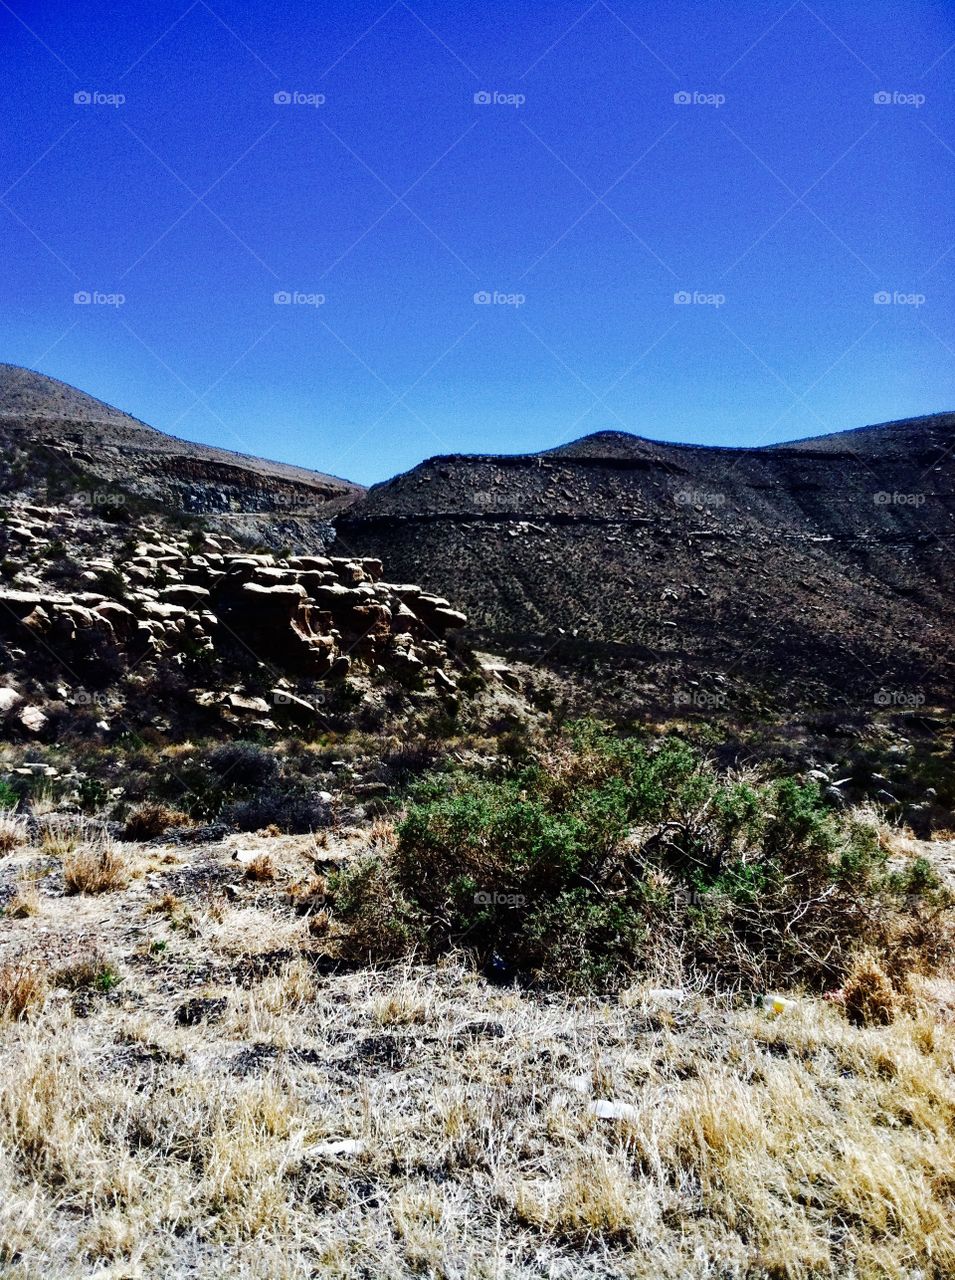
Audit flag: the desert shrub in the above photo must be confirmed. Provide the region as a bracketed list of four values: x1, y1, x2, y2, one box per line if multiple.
[122, 802, 191, 841]
[220, 786, 332, 834]
[203, 741, 280, 790]
[331, 724, 952, 993]
[0, 780, 18, 810]
[153, 740, 280, 819]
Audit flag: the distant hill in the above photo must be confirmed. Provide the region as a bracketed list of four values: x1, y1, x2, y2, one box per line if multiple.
[336, 417, 955, 710]
[0, 364, 364, 547]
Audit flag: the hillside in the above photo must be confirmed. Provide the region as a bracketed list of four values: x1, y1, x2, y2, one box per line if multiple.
[0, 364, 364, 548]
[337, 416, 955, 711]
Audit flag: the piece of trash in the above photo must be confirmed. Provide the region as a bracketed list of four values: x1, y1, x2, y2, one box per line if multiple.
[761, 994, 795, 1015]
[589, 1099, 638, 1122]
[309, 1139, 365, 1157]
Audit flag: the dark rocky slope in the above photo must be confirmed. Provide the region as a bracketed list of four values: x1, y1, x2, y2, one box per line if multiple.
[336, 418, 955, 710]
[0, 364, 363, 548]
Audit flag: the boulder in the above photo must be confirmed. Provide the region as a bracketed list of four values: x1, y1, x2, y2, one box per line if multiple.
[0, 687, 21, 713]
[19, 705, 48, 733]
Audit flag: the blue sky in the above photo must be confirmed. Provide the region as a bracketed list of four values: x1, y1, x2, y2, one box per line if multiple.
[1, 0, 953, 485]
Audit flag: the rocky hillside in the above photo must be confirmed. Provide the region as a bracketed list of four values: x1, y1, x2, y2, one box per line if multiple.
[0, 364, 363, 549]
[337, 417, 955, 711]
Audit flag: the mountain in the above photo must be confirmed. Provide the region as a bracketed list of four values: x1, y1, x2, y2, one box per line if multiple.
[0, 363, 363, 547]
[336, 416, 955, 711]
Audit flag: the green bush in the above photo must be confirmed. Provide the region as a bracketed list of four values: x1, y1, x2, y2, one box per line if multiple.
[330, 724, 951, 993]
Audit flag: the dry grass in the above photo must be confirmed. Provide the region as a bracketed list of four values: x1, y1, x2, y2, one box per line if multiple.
[245, 852, 276, 883]
[122, 802, 191, 841]
[1, 961, 954, 1278]
[62, 839, 129, 894]
[0, 962, 48, 1021]
[38, 814, 94, 857]
[1, 815, 954, 1278]
[5, 882, 40, 918]
[0, 811, 29, 855]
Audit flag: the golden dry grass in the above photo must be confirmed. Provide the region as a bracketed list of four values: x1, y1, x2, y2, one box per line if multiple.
[0, 962, 48, 1022]
[62, 839, 129, 895]
[0, 824, 953, 1278]
[5, 883, 40, 918]
[0, 812, 28, 855]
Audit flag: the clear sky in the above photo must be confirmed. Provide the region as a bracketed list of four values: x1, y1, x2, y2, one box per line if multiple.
[1, 1, 953, 485]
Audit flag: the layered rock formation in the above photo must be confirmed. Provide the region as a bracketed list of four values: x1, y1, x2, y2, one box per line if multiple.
[0, 501, 467, 734]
